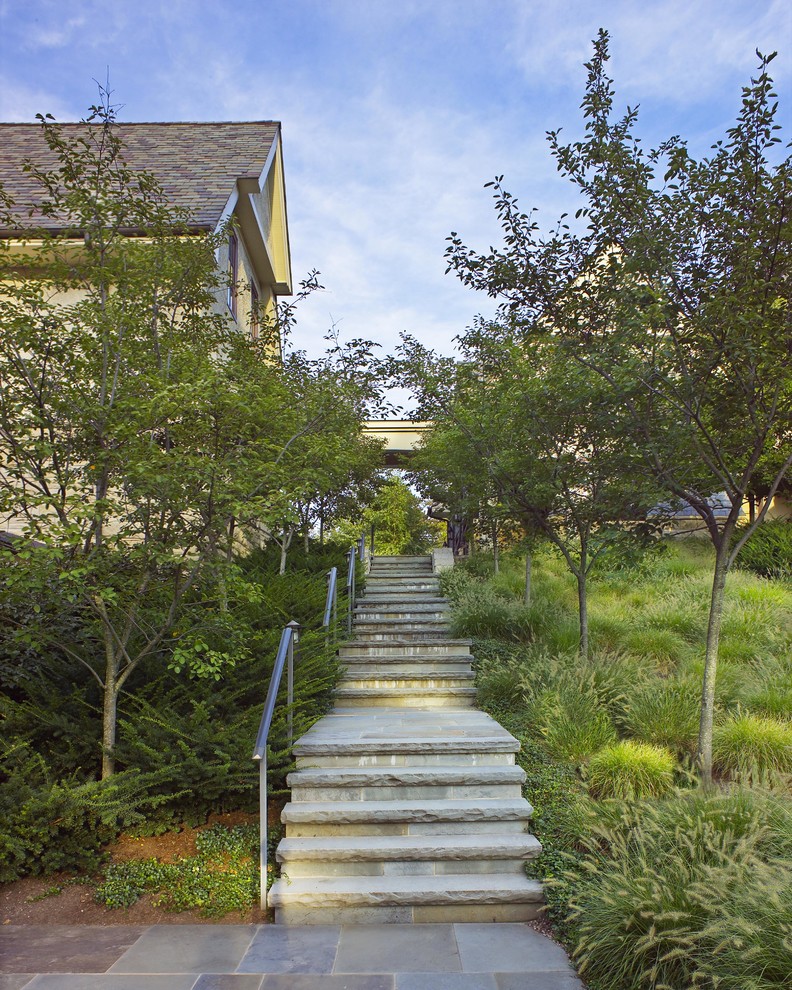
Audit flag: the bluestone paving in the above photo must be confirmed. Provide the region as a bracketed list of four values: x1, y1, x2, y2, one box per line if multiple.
[396, 976, 497, 990]
[192, 977, 264, 990]
[455, 923, 575, 972]
[237, 926, 340, 974]
[261, 978, 393, 990]
[26, 978, 197, 990]
[0, 924, 584, 988]
[108, 925, 256, 974]
[334, 923, 461, 973]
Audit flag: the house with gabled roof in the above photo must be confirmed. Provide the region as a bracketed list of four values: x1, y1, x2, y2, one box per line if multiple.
[0, 120, 292, 346]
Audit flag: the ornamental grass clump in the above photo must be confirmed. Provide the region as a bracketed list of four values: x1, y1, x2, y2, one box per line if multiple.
[712, 712, 792, 784]
[566, 789, 792, 990]
[586, 740, 676, 799]
[622, 680, 700, 756]
[536, 686, 617, 764]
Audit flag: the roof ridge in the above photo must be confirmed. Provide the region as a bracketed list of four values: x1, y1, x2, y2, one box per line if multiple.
[0, 120, 280, 127]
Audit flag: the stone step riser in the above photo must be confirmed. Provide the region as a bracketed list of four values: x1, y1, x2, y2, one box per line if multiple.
[280, 859, 530, 878]
[363, 583, 440, 592]
[284, 820, 531, 838]
[339, 643, 471, 657]
[355, 614, 450, 624]
[338, 675, 473, 687]
[273, 904, 542, 924]
[340, 662, 472, 675]
[269, 873, 544, 925]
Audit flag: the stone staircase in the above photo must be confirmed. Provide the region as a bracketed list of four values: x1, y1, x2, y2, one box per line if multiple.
[267, 554, 543, 923]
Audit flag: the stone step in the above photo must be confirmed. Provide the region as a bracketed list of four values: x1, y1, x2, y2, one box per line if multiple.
[353, 616, 451, 627]
[372, 556, 433, 564]
[339, 640, 472, 657]
[287, 764, 525, 802]
[355, 604, 450, 616]
[277, 832, 542, 877]
[338, 671, 474, 686]
[294, 732, 520, 765]
[340, 656, 473, 674]
[353, 620, 451, 634]
[282, 802, 535, 838]
[334, 688, 477, 708]
[358, 597, 448, 608]
[268, 874, 544, 924]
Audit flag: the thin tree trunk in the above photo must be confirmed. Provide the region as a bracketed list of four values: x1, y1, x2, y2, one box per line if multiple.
[101, 631, 118, 779]
[304, 527, 310, 554]
[319, 514, 325, 546]
[279, 526, 294, 575]
[577, 568, 588, 659]
[492, 522, 499, 574]
[697, 542, 730, 787]
[524, 553, 532, 607]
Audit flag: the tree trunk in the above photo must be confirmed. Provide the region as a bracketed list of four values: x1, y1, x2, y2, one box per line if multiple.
[524, 553, 532, 606]
[492, 523, 499, 574]
[319, 514, 325, 546]
[577, 568, 588, 659]
[304, 527, 310, 554]
[697, 541, 730, 786]
[101, 632, 118, 779]
[279, 526, 294, 575]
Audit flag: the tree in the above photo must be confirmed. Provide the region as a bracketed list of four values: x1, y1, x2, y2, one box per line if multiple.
[398, 325, 664, 656]
[444, 34, 792, 782]
[0, 102, 382, 776]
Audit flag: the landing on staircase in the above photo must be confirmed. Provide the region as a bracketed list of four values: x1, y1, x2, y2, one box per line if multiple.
[268, 554, 543, 924]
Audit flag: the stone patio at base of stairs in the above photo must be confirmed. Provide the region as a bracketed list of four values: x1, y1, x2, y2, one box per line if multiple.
[0, 922, 585, 989]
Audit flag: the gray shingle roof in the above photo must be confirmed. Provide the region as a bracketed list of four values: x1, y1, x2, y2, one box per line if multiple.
[0, 120, 280, 232]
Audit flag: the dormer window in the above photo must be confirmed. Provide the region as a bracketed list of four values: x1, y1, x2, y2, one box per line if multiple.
[227, 233, 238, 317]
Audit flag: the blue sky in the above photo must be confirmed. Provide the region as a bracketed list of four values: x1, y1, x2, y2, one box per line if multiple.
[1, 0, 789, 387]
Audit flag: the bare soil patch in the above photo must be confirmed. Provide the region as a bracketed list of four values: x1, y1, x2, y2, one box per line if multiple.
[0, 810, 269, 927]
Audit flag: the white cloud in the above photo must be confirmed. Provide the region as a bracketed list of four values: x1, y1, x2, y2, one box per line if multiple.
[0, 79, 79, 121]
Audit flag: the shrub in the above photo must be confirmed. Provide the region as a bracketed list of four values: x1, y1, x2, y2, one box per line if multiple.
[0, 742, 173, 883]
[586, 740, 676, 799]
[623, 680, 700, 755]
[735, 519, 792, 579]
[712, 712, 792, 783]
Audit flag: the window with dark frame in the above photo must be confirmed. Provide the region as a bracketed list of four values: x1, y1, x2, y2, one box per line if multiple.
[227, 233, 238, 317]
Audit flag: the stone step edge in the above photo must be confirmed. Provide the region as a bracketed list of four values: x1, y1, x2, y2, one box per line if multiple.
[276, 833, 542, 862]
[293, 737, 520, 756]
[286, 766, 526, 787]
[341, 638, 472, 647]
[281, 798, 534, 824]
[337, 671, 475, 680]
[267, 874, 544, 907]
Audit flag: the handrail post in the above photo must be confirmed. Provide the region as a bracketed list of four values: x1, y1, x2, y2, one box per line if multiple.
[285, 620, 300, 747]
[259, 751, 268, 910]
[346, 545, 356, 636]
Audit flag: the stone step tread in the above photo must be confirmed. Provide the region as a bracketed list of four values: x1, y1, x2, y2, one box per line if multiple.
[267, 874, 544, 908]
[282, 798, 534, 824]
[334, 688, 478, 700]
[338, 671, 474, 681]
[287, 766, 526, 788]
[340, 660, 474, 670]
[276, 833, 542, 862]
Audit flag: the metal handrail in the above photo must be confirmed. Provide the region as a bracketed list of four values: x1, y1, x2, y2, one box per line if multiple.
[323, 566, 338, 645]
[252, 539, 364, 910]
[346, 545, 357, 635]
[251, 619, 300, 909]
